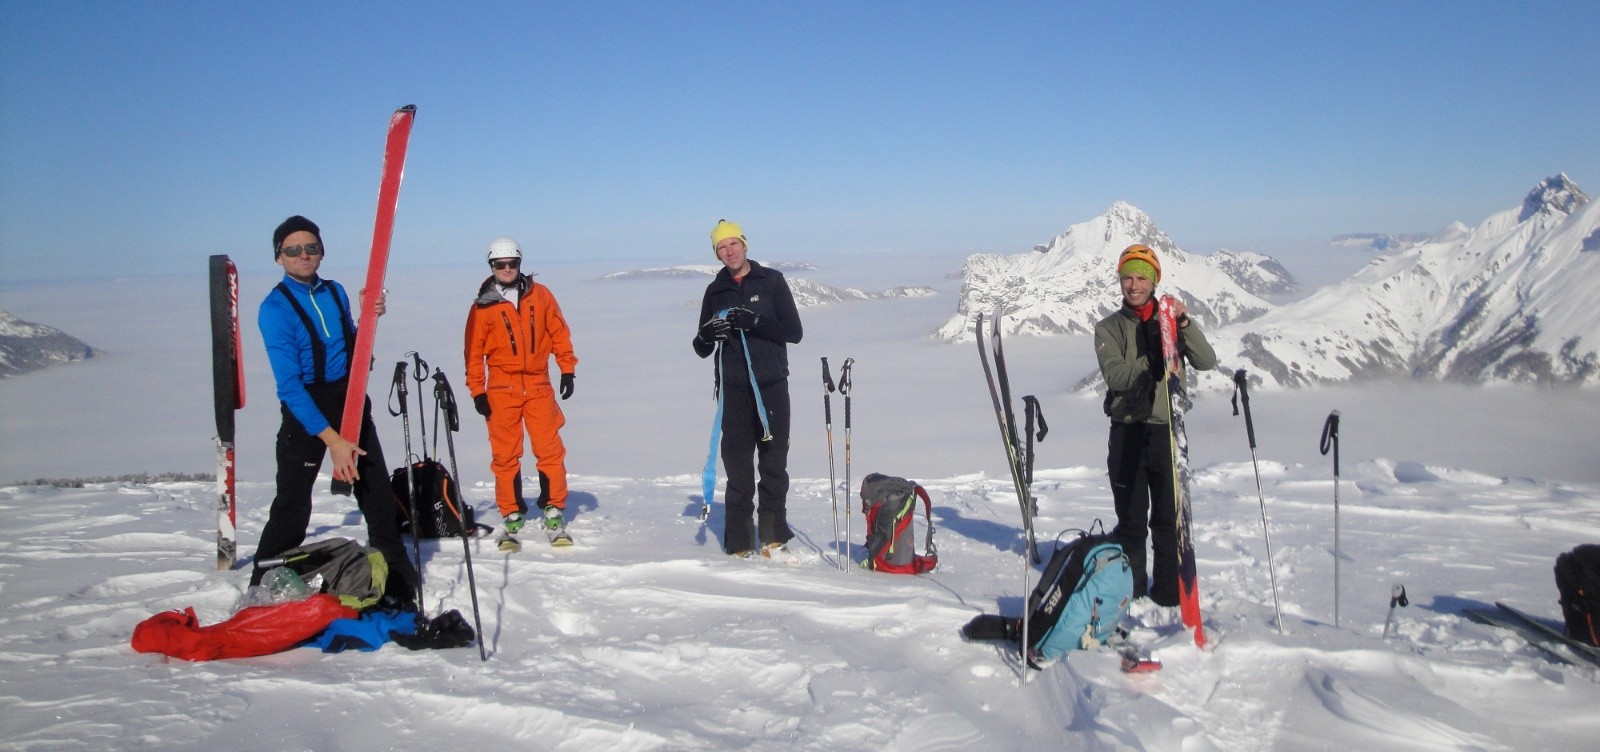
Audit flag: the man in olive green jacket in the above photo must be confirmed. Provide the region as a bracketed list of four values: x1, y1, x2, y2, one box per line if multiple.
[1093, 244, 1216, 606]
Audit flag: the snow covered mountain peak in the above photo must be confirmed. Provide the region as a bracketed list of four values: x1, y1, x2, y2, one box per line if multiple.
[1202, 175, 1600, 389]
[1518, 173, 1589, 222]
[935, 202, 1287, 341]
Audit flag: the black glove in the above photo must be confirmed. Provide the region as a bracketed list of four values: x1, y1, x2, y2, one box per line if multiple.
[473, 393, 491, 418]
[726, 307, 760, 331]
[559, 373, 574, 400]
[389, 609, 476, 651]
[698, 317, 731, 343]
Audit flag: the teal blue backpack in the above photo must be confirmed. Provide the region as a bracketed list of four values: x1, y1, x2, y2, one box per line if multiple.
[1024, 526, 1134, 667]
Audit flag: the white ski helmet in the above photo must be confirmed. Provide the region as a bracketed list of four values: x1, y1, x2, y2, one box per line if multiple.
[487, 237, 522, 262]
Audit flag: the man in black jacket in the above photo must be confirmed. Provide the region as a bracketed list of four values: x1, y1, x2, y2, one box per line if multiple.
[692, 219, 804, 557]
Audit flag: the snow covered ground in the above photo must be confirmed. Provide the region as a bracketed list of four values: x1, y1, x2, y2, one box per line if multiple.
[3, 259, 1599, 750]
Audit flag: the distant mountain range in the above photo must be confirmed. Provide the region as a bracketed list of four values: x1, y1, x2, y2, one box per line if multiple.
[601, 262, 934, 308]
[1204, 174, 1598, 389]
[0, 311, 98, 378]
[958, 174, 1597, 391]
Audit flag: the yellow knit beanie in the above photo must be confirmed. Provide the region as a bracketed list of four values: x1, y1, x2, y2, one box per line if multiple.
[710, 219, 746, 255]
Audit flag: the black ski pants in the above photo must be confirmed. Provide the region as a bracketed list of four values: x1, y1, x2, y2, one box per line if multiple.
[1108, 420, 1179, 607]
[720, 380, 792, 554]
[256, 379, 419, 601]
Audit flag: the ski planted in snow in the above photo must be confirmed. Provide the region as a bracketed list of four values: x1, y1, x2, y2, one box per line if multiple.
[209, 255, 245, 570]
[332, 104, 417, 495]
[974, 310, 1042, 564]
[1158, 295, 1207, 648]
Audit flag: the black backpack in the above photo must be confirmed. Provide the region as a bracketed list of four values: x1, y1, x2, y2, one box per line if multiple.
[1555, 544, 1600, 646]
[390, 459, 478, 539]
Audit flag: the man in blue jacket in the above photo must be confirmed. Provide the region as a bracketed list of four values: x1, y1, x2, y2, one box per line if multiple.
[254, 215, 418, 602]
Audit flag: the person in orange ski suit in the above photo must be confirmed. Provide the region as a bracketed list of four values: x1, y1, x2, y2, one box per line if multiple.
[463, 237, 577, 537]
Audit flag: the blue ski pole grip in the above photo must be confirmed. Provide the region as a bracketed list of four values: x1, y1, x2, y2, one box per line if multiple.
[1320, 410, 1341, 476]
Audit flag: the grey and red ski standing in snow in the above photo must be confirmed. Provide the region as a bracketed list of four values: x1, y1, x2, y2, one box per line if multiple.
[209, 254, 244, 570]
[331, 104, 416, 496]
[1158, 294, 1206, 648]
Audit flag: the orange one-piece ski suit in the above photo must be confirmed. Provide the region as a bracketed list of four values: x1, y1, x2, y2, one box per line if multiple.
[464, 274, 577, 517]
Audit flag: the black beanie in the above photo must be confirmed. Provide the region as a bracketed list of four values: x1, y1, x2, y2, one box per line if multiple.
[273, 215, 322, 256]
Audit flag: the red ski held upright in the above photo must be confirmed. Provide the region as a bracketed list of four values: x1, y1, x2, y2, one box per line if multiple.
[334, 105, 417, 476]
[1159, 295, 1206, 648]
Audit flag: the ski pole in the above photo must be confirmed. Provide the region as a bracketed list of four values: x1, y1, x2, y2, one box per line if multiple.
[840, 358, 854, 572]
[431, 368, 487, 662]
[394, 356, 425, 612]
[1382, 583, 1408, 639]
[822, 358, 843, 570]
[1022, 395, 1047, 517]
[1231, 369, 1283, 634]
[1320, 409, 1342, 628]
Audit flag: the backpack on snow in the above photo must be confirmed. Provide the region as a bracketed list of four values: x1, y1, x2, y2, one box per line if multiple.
[1023, 525, 1133, 664]
[859, 473, 938, 574]
[1555, 544, 1600, 646]
[390, 459, 479, 539]
[257, 537, 388, 610]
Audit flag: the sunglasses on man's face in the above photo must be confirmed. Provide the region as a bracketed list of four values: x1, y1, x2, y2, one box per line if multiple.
[491, 259, 520, 270]
[279, 242, 324, 259]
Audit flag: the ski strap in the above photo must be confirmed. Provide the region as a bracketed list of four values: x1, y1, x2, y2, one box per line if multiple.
[701, 341, 724, 522]
[387, 360, 409, 417]
[716, 308, 771, 441]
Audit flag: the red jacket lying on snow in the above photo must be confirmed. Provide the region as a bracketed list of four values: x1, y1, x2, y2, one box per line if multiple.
[132, 594, 356, 661]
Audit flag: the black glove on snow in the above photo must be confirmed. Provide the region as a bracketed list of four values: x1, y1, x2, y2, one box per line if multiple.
[726, 307, 760, 331]
[473, 393, 491, 418]
[559, 373, 574, 400]
[698, 317, 731, 343]
[389, 609, 476, 651]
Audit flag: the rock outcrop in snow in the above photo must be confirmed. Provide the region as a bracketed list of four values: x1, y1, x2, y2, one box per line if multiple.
[0, 311, 98, 378]
[933, 201, 1290, 342]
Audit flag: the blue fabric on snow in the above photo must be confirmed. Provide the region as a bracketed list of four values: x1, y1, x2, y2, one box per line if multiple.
[302, 609, 419, 653]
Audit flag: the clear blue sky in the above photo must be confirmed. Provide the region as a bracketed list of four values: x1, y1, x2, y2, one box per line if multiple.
[1, 1, 1596, 283]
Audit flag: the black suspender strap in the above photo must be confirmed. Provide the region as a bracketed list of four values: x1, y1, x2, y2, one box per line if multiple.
[276, 281, 356, 384]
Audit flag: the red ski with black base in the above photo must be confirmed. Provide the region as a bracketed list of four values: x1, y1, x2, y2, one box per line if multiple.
[331, 104, 417, 496]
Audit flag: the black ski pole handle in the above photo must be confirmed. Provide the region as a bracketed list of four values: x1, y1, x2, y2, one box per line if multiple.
[1232, 369, 1257, 449]
[821, 358, 834, 424]
[822, 357, 836, 393]
[1320, 410, 1341, 475]
[1389, 583, 1408, 608]
[388, 360, 409, 416]
[409, 351, 429, 385]
[432, 369, 460, 433]
[838, 358, 853, 396]
[1022, 395, 1048, 442]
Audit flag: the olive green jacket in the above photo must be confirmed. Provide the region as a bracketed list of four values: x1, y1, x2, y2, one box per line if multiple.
[1094, 304, 1217, 425]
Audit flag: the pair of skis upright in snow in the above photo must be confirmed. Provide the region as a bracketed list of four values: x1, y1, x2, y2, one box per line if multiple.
[973, 309, 1047, 681]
